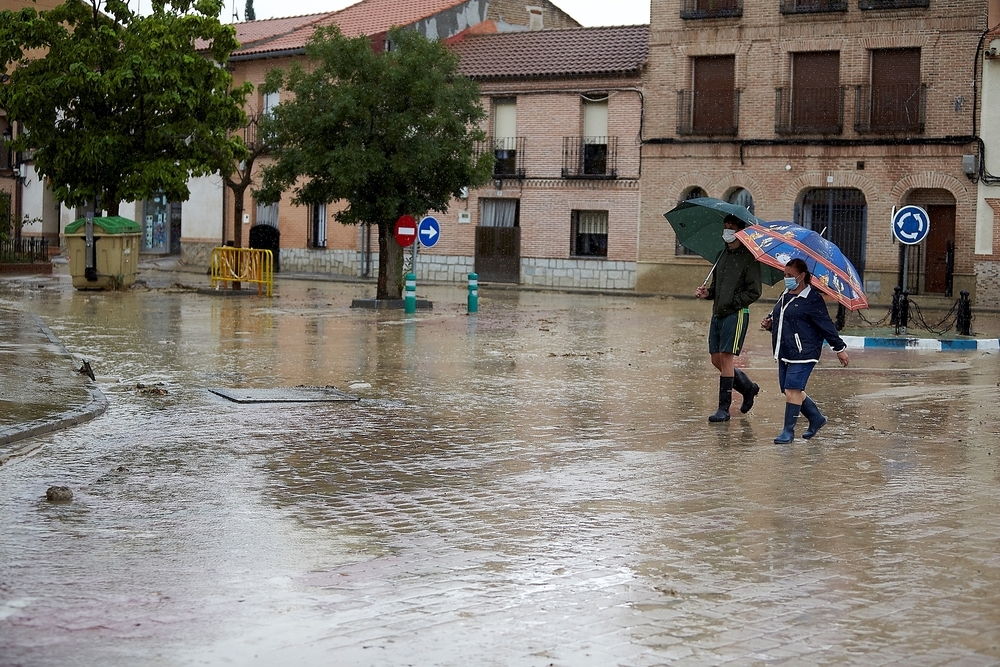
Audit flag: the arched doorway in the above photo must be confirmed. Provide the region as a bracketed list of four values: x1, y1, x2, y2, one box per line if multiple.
[796, 188, 867, 276]
[725, 187, 754, 215]
[675, 186, 708, 256]
[903, 189, 956, 295]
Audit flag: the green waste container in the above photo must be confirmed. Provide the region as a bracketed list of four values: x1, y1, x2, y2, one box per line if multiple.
[64, 216, 142, 290]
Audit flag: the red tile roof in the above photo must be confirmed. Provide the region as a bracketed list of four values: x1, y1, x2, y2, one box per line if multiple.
[229, 0, 472, 58]
[450, 25, 648, 80]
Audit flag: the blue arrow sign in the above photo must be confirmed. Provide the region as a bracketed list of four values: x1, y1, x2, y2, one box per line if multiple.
[418, 216, 440, 248]
[892, 205, 930, 245]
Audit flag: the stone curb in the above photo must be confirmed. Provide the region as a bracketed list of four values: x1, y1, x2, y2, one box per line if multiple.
[841, 335, 1000, 351]
[0, 315, 108, 466]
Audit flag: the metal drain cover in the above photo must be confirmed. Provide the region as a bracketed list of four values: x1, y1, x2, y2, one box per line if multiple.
[208, 387, 359, 403]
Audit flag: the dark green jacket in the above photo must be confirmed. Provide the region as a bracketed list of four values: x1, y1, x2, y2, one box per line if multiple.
[707, 243, 762, 317]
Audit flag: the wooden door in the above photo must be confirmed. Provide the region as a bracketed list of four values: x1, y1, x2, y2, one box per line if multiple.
[792, 52, 840, 132]
[692, 56, 735, 135]
[475, 227, 521, 283]
[871, 49, 920, 131]
[924, 204, 955, 294]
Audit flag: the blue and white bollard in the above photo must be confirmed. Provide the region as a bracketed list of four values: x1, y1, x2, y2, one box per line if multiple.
[404, 273, 417, 314]
[467, 272, 478, 313]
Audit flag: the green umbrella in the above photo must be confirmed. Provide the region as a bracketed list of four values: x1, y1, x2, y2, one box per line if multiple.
[663, 197, 784, 286]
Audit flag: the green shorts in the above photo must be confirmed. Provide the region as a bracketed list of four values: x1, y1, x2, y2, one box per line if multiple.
[708, 309, 750, 355]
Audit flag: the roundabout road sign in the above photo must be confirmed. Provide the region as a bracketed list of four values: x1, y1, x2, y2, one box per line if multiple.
[394, 215, 416, 247]
[892, 205, 930, 245]
[418, 216, 441, 248]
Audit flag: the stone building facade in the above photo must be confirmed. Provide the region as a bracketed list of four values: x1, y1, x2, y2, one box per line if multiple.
[639, 0, 991, 306]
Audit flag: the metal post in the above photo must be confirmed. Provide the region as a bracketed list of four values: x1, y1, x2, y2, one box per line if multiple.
[84, 212, 97, 282]
[899, 290, 910, 335]
[957, 290, 972, 336]
[404, 272, 416, 314]
[467, 272, 479, 313]
[891, 286, 902, 328]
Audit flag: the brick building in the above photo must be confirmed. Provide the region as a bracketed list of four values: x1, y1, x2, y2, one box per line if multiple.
[194, 0, 582, 270]
[405, 25, 648, 289]
[639, 0, 992, 306]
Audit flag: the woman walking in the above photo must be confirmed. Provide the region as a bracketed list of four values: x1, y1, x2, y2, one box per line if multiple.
[761, 258, 849, 444]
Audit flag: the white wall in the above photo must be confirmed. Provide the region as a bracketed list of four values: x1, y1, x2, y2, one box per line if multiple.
[182, 173, 224, 242]
[977, 38, 1000, 256]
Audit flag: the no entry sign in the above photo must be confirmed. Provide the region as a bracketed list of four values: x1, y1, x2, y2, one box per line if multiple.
[394, 215, 416, 247]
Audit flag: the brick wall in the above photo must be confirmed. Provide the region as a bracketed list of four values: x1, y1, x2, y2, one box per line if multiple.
[486, 0, 581, 30]
[640, 0, 989, 304]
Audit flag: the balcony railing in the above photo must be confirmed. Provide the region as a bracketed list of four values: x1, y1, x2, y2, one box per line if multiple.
[477, 136, 525, 179]
[562, 137, 618, 179]
[775, 86, 845, 134]
[779, 0, 847, 13]
[859, 0, 928, 9]
[677, 89, 741, 136]
[854, 84, 926, 134]
[680, 0, 743, 19]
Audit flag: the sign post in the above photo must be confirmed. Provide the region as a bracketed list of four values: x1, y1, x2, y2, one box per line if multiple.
[393, 215, 416, 247]
[892, 205, 930, 290]
[418, 216, 440, 248]
[891, 205, 929, 335]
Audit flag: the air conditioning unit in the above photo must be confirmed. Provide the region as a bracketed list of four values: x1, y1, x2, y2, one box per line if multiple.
[986, 46, 1000, 59]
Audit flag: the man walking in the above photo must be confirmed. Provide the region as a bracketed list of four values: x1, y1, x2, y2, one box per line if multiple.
[694, 214, 762, 422]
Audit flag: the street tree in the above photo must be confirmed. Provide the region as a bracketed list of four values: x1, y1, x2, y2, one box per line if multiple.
[256, 26, 493, 300]
[0, 0, 251, 217]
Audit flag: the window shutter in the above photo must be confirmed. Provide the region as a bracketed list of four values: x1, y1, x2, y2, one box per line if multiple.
[493, 100, 517, 140]
[583, 100, 608, 141]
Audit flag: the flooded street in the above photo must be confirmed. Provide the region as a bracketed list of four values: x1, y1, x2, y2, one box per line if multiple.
[1, 272, 999, 666]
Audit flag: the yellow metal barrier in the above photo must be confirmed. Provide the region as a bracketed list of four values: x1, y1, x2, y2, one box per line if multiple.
[210, 247, 274, 296]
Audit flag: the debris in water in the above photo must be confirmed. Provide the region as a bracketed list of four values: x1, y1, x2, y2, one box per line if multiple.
[46, 486, 73, 502]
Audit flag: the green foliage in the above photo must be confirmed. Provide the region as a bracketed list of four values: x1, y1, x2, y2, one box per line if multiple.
[244, 0, 255, 21]
[0, 0, 252, 214]
[0, 191, 12, 241]
[255, 27, 493, 298]
[257, 26, 492, 221]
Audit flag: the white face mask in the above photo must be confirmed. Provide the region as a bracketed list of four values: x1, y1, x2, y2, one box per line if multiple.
[722, 229, 738, 244]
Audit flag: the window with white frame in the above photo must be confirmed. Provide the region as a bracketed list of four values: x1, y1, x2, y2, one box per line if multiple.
[480, 198, 519, 227]
[571, 210, 608, 257]
[309, 203, 327, 248]
[262, 90, 279, 116]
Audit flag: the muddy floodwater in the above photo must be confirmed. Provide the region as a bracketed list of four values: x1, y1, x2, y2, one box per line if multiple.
[1, 273, 999, 666]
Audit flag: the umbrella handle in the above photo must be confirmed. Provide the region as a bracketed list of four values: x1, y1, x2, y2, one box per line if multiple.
[702, 256, 721, 286]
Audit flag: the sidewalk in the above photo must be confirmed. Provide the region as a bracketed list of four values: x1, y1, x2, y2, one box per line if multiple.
[0, 308, 107, 465]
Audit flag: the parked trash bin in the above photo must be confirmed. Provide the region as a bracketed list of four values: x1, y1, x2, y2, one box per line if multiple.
[64, 216, 142, 290]
[249, 224, 280, 273]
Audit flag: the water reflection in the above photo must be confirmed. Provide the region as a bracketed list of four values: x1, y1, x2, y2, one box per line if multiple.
[1, 274, 999, 665]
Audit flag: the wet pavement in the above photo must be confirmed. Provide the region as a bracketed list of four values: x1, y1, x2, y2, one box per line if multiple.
[1, 267, 999, 666]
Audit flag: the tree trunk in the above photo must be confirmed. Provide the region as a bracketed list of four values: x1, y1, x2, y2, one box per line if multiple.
[106, 197, 120, 217]
[232, 189, 244, 249]
[230, 183, 246, 290]
[376, 220, 404, 300]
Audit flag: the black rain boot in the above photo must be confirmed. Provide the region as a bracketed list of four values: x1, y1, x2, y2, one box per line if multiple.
[800, 397, 827, 439]
[733, 368, 760, 414]
[708, 376, 734, 422]
[773, 402, 801, 444]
